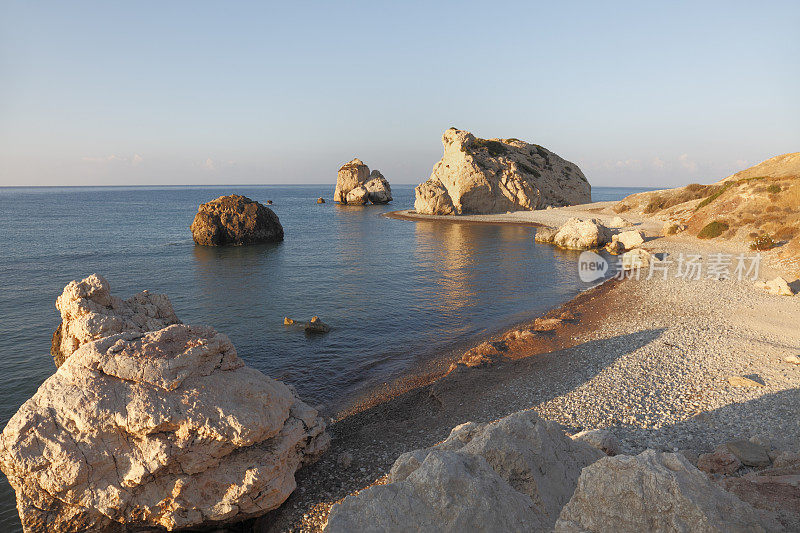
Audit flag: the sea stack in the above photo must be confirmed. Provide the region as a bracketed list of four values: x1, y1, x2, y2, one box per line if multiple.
[414, 128, 591, 215]
[190, 194, 284, 245]
[334, 158, 392, 205]
[0, 276, 329, 532]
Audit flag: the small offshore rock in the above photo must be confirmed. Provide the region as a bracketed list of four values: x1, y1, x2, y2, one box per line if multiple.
[190, 194, 284, 246]
[284, 316, 331, 334]
[317, 197, 326, 204]
[334, 158, 392, 205]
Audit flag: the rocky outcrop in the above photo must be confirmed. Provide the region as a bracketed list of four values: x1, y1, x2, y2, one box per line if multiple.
[334, 159, 392, 205]
[535, 218, 612, 250]
[324, 410, 603, 532]
[2, 279, 329, 532]
[555, 450, 774, 532]
[414, 128, 590, 215]
[1, 324, 329, 532]
[51, 274, 179, 367]
[190, 195, 284, 246]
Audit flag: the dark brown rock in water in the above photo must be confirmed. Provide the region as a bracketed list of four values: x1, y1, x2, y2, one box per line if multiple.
[190, 195, 284, 246]
[317, 197, 326, 204]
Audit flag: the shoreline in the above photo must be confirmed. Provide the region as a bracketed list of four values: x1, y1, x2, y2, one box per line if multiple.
[258, 202, 800, 531]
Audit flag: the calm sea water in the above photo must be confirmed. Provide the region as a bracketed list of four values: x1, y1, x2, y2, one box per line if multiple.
[0, 184, 651, 529]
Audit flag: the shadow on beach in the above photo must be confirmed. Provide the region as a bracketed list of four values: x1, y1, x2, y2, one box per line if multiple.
[250, 327, 666, 532]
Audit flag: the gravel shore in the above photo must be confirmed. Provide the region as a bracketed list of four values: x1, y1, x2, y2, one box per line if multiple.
[252, 205, 800, 532]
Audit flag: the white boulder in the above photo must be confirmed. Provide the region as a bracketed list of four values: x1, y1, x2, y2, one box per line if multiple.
[615, 230, 645, 250]
[621, 248, 654, 270]
[755, 276, 795, 296]
[552, 218, 612, 250]
[324, 410, 603, 532]
[1, 324, 329, 532]
[555, 450, 775, 532]
[51, 274, 180, 367]
[414, 129, 590, 215]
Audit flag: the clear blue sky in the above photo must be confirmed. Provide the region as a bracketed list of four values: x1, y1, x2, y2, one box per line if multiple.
[1, 1, 798, 187]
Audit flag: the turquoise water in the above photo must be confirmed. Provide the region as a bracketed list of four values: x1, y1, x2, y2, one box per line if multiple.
[0, 184, 652, 529]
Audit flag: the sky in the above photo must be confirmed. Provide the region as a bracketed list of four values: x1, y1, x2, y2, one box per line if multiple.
[1, 1, 798, 188]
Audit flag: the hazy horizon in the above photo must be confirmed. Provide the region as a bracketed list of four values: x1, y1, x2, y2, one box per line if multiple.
[1, 1, 798, 188]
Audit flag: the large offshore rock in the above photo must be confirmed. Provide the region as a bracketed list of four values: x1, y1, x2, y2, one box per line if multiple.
[334, 159, 392, 205]
[51, 274, 179, 367]
[414, 128, 590, 215]
[324, 409, 603, 532]
[190, 194, 284, 246]
[555, 450, 776, 532]
[1, 324, 329, 532]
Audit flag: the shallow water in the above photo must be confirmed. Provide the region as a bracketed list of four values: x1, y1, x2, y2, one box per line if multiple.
[0, 184, 652, 529]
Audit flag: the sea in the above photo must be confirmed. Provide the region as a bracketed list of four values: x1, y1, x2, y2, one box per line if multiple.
[0, 184, 653, 529]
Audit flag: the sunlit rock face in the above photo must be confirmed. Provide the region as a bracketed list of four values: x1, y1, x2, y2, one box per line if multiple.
[415, 128, 590, 215]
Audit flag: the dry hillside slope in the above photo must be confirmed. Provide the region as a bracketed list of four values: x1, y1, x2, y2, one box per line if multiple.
[614, 153, 800, 274]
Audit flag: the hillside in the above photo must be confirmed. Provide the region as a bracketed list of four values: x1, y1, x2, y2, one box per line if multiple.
[613, 153, 800, 273]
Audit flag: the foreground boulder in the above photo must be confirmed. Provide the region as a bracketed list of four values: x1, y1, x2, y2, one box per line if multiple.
[555, 450, 775, 532]
[324, 410, 603, 532]
[0, 324, 329, 532]
[334, 159, 392, 205]
[190, 194, 284, 245]
[414, 128, 590, 215]
[535, 218, 612, 250]
[51, 274, 179, 367]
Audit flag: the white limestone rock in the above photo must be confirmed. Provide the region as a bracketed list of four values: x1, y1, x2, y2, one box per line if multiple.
[364, 170, 393, 204]
[1, 324, 329, 532]
[51, 274, 180, 367]
[615, 229, 645, 250]
[555, 450, 776, 533]
[345, 185, 369, 205]
[324, 409, 603, 532]
[334, 159, 392, 205]
[552, 218, 612, 250]
[414, 128, 590, 215]
[621, 248, 654, 270]
[755, 276, 796, 296]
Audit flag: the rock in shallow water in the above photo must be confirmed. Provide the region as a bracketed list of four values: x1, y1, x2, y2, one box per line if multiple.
[334, 159, 392, 205]
[190, 194, 284, 246]
[51, 274, 179, 367]
[414, 128, 590, 215]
